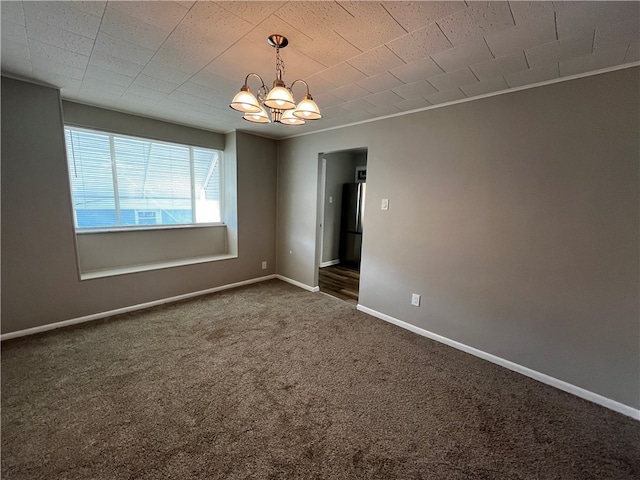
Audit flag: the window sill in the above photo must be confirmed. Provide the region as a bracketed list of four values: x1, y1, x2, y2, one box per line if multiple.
[80, 253, 237, 280]
[76, 223, 225, 234]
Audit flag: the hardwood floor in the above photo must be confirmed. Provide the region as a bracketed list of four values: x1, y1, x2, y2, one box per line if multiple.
[318, 264, 360, 305]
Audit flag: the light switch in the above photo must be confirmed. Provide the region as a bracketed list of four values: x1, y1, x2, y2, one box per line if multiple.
[381, 198, 389, 210]
[329, 196, 333, 203]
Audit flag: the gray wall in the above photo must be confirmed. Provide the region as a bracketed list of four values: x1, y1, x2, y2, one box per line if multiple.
[3, 70, 638, 410]
[1, 77, 277, 334]
[63, 100, 225, 150]
[235, 130, 277, 271]
[321, 151, 357, 264]
[76, 226, 228, 274]
[354, 150, 368, 168]
[276, 67, 640, 409]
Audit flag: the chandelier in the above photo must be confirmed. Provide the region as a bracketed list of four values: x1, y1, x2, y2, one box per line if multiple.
[229, 35, 322, 125]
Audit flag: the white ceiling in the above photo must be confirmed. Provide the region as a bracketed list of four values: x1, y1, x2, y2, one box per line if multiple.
[2, 1, 638, 139]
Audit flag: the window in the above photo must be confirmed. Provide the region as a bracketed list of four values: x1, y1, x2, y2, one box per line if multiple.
[64, 126, 222, 229]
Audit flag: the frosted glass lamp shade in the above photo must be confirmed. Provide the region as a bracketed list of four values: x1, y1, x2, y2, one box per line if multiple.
[242, 105, 270, 123]
[280, 109, 305, 125]
[264, 86, 296, 110]
[293, 95, 322, 120]
[230, 87, 261, 113]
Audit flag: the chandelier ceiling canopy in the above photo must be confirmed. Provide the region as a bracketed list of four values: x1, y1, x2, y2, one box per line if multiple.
[229, 35, 322, 126]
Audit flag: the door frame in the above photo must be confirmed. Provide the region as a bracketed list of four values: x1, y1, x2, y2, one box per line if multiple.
[313, 155, 327, 287]
[314, 147, 368, 288]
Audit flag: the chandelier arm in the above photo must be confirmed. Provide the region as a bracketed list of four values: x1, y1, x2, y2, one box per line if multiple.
[244, 72, 267, 89]
[289, 79, 311, 97]
[243, 73, 269, 103]
[257, 85, 269, 103]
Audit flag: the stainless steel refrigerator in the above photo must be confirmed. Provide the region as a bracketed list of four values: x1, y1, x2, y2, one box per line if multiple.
[339, 182, 366, 269]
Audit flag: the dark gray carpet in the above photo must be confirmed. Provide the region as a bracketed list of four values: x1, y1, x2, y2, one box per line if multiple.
[2, 279, 639, 479]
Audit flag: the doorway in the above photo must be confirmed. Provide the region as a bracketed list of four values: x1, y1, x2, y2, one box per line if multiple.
[316, 148, 368, 305]
[318, 265, 360, 305]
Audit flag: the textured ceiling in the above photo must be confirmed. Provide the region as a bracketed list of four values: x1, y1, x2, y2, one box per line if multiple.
[1, 1, 639, 139]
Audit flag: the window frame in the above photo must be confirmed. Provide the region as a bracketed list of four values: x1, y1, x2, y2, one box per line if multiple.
[64, 125, 225, 232]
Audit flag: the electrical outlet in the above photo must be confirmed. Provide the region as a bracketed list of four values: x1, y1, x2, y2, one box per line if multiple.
[261, 261, 267, 269]
[381, 198, 389, 210]
[411, 293, 421, 307]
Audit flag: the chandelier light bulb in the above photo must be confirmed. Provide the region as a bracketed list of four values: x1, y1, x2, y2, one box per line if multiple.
[264, 85, 296, 110]
[243, 105, 270, 123]
[293, 94, 322, 120]
[281, 109, 305, 125]
[229, 86, 261, 113]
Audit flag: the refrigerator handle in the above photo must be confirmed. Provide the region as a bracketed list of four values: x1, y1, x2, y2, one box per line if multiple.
[355, 183, 361, 231]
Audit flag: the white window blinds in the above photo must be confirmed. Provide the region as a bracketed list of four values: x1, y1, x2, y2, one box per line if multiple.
[65, 127, 222, 229]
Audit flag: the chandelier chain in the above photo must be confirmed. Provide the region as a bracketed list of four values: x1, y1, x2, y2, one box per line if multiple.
[275, 46, 285, 80]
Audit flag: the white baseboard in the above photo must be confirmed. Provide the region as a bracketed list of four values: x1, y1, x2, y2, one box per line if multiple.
[1, 275, 278, 341]
[275, 275, 320, 292]
[1, 274, 317, 341]
[7, 277, 634, 420]
[357, 304, 640, 421]
[320, 259, 340, 268]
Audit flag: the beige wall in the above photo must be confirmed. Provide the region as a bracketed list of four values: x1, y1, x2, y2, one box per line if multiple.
[276, 67, 640, 409]
[1, 77, 277, 334]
